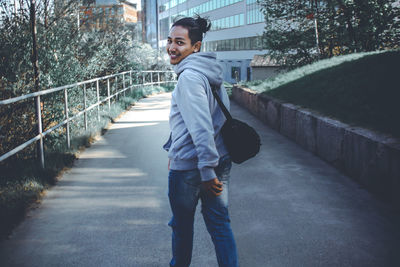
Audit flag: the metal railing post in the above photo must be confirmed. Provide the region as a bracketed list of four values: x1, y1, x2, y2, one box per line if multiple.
[107, 78, 111, 111]
[150, 72, 153, 89]
[115, 75, 118, 100]
[129, 70, 133, 93]
[157, 72, 160, 86]
[35, 95, 45, 168]
[123, 73, 126, 97]
[64, 88, 70, 149]
[83, 84, 88, 131]
[142, 72, 145, 94]
[96, 80, 100, 122]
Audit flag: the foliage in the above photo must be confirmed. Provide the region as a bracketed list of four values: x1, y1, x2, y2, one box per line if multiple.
[223, 81, 233, 97]
[245, 50, 400, 138]
[258, 0, 400, 68]
[0, 0, 170, 160]
[0, 1, 167, 98]
[240, 50, 383, 92]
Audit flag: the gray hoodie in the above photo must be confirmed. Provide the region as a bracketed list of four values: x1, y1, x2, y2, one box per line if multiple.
[163, 52, 230, 181]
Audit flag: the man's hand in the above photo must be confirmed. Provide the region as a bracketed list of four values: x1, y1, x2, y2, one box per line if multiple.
[202, 178, 223, 197]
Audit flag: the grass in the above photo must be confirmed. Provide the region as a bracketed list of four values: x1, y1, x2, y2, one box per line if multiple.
[244, 50, 400, 139]
[223, 81, 233, 97]
[0, 84, 175, 240]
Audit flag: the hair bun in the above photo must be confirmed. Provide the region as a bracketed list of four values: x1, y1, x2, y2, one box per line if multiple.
[195, 16, 211, 33]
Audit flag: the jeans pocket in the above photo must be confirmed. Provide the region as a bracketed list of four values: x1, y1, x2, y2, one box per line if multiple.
[216, 155, 232, 182]
[182, 169, 202, 186]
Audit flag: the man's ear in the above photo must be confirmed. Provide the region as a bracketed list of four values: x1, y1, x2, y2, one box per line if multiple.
[193, 41, 201, 52]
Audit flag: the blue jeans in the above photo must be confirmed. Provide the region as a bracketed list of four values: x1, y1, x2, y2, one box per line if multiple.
[168, 155, 238, 267]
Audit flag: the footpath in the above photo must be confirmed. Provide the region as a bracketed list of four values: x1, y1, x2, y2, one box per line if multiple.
[0, 93, 399, 267]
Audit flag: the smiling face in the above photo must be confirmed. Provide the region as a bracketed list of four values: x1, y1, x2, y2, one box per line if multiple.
[167, 26, 201, 65]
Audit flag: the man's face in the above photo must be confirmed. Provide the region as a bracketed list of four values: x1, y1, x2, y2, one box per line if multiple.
[167, 26, 200, 65]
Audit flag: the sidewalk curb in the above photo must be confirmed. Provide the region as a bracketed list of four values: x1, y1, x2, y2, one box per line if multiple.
[232, 85, 400, 209]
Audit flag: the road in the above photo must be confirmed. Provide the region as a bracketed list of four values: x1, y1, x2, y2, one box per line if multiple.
[0, 93, 399, 267]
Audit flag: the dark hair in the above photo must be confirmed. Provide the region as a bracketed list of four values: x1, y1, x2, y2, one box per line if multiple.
[172, 15, 211, 45]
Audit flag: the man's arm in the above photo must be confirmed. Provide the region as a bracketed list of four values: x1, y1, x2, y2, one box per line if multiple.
[175, 70, 220, 183]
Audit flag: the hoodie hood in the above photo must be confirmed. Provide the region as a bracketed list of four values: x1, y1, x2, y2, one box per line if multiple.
[173, 52, 223, 87]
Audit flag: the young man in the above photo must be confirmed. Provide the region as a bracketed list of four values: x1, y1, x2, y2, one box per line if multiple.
[163, 16, 238, 267]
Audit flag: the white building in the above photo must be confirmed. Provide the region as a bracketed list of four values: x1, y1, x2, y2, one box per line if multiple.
[157, 0, 268, 83]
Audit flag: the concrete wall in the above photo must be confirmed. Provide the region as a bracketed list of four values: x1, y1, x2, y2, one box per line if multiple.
[251, 67, 282, 81]
[232, 86, 400, 209]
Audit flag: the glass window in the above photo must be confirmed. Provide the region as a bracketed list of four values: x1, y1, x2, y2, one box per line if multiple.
[229, 39, 235, 50]
[234, 38, 240, 50]
[239, 38, 244, 50]
[235, 15, 239, 26]
[249, 37, 254, 49]
[244, 37, 250, 50]
[160, 17, 170, 40]
[240, 13, 244, 25]
[231, 67, 241, 80]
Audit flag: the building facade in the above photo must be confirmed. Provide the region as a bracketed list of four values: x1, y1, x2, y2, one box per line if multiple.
[79, 0, 141, 40]
[141, 0, 159, 49]
[157, 0, 268, 83]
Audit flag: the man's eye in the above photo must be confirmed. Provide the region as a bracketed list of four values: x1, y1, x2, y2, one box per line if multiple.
[177, 41, 183, 45]
[167, 39, 172, 44]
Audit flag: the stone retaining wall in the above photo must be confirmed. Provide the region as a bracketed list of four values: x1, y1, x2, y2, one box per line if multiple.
[232, 86, 400, 209]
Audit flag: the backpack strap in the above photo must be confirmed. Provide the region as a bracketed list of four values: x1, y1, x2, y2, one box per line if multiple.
[211, 85, 233, 122]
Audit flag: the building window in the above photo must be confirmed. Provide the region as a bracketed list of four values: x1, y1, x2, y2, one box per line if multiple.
[247, 67, 251, 81]
[204, 36, 266, 52]
[186, 0, 243, 17]
[159, 5, 166, 13]
[231, 67, 241, 81]
[211, 13, 244, 31]
[247, 1, 264, 24]
[160, 17, 170, 40]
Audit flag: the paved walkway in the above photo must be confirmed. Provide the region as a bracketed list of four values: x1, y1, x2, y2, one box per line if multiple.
[0, 93, 399, 267]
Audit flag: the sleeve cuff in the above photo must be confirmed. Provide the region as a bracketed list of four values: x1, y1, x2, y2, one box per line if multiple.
[200, 167, 217, 182]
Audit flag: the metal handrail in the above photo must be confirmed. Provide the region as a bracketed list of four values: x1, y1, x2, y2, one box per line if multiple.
[0, 70, 176, 167]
